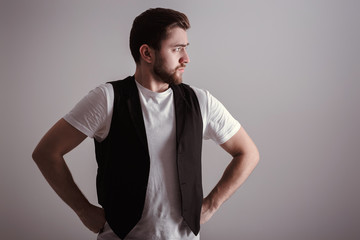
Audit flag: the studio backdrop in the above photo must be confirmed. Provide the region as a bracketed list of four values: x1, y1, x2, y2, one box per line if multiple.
[1, 0, 359, 239]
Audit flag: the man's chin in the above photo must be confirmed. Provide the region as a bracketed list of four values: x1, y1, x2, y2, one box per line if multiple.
[163, 74, 182, 85]
[153, 69, 183, 85]
[171, 77, 182, 85]
[173, 76, 183, 85]
[172, 72, 184, 85]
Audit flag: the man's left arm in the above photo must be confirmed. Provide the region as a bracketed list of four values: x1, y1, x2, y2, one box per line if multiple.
[200, 127, 259, 224]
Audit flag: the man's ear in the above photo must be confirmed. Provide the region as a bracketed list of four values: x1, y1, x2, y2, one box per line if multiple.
[139, 44, 153, 64]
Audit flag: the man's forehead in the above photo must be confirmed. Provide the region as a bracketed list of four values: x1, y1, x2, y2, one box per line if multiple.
[162, 27, 189, 46]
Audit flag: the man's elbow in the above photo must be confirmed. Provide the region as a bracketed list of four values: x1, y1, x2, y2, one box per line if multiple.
[32, 146, 44, 164]
[254, 149, 260, 166]
[248, 146, 260, 168]
[234, 147, 259, 169]
[32, 145, 55, 165]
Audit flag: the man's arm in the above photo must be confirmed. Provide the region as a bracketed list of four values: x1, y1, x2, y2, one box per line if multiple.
[32, 118, 105, 233]
[200, 127, 259, 224]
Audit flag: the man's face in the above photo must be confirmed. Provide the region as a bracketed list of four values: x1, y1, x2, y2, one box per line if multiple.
[153, 27, 190, 85]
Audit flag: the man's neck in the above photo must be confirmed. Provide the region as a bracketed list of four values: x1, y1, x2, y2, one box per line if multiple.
[134, 67, 169, 93]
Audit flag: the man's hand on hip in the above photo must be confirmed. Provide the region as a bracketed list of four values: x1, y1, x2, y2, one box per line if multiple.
[200, 196, 217, 224]
[77, 204, 106, 233]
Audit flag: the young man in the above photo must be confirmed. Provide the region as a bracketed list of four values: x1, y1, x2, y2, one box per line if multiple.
[32, 8, 259, 240]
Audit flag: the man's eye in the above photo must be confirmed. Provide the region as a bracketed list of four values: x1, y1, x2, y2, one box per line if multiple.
[174, 47, 182, 52]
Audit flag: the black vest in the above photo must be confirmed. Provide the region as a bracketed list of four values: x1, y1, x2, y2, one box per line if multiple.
[94, 76, 203, 239]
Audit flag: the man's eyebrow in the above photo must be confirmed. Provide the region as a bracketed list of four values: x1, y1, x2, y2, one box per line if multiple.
[172, 43, 190, 47]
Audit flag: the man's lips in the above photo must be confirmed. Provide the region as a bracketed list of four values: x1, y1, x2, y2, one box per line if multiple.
[176, 65, 186, 72]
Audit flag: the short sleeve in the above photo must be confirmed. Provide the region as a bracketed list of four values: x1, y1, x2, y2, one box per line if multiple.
[203, 92, 241, 145]
[63, 83, 114, 142]
[191, 86, 241, 145]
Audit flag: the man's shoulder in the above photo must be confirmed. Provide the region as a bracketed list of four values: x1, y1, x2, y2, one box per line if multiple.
[106, 76, 137, 98]
[188, 85, 210, 103]
[107, 76, 135, 87]
[173, 83, 208, 97]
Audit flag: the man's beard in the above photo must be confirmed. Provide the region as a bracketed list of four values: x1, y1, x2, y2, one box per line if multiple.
[153, 55, 184, 85]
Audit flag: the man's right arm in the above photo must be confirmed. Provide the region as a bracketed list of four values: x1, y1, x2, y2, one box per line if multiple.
[32, 118, 106, 233]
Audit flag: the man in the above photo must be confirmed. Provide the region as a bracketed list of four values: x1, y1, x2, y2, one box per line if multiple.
[32, 8, 259, 240]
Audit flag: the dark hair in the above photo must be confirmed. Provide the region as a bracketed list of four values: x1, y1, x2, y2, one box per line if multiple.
[129, 8, 190, 63]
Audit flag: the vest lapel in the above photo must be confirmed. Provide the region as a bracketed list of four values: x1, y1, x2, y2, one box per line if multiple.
[126, 78, 149, 152]
[171, 84, 186, 149]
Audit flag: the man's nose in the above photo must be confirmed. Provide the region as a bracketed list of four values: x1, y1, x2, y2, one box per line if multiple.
[180, 50, 190, 64]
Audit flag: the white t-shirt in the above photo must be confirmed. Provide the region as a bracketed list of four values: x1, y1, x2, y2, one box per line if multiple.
[64, 80, 240, 240]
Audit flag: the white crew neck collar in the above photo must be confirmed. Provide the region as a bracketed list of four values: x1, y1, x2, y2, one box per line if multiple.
[135, 79, 172, 99]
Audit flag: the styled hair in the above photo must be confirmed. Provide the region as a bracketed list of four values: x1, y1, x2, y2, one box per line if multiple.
[129, 8, 190, 63]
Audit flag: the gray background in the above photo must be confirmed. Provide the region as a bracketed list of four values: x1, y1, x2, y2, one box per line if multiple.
[1, 0, 359, 239]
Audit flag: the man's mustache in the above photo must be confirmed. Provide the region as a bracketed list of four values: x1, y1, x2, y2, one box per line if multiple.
[176, 64, 186, 70]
